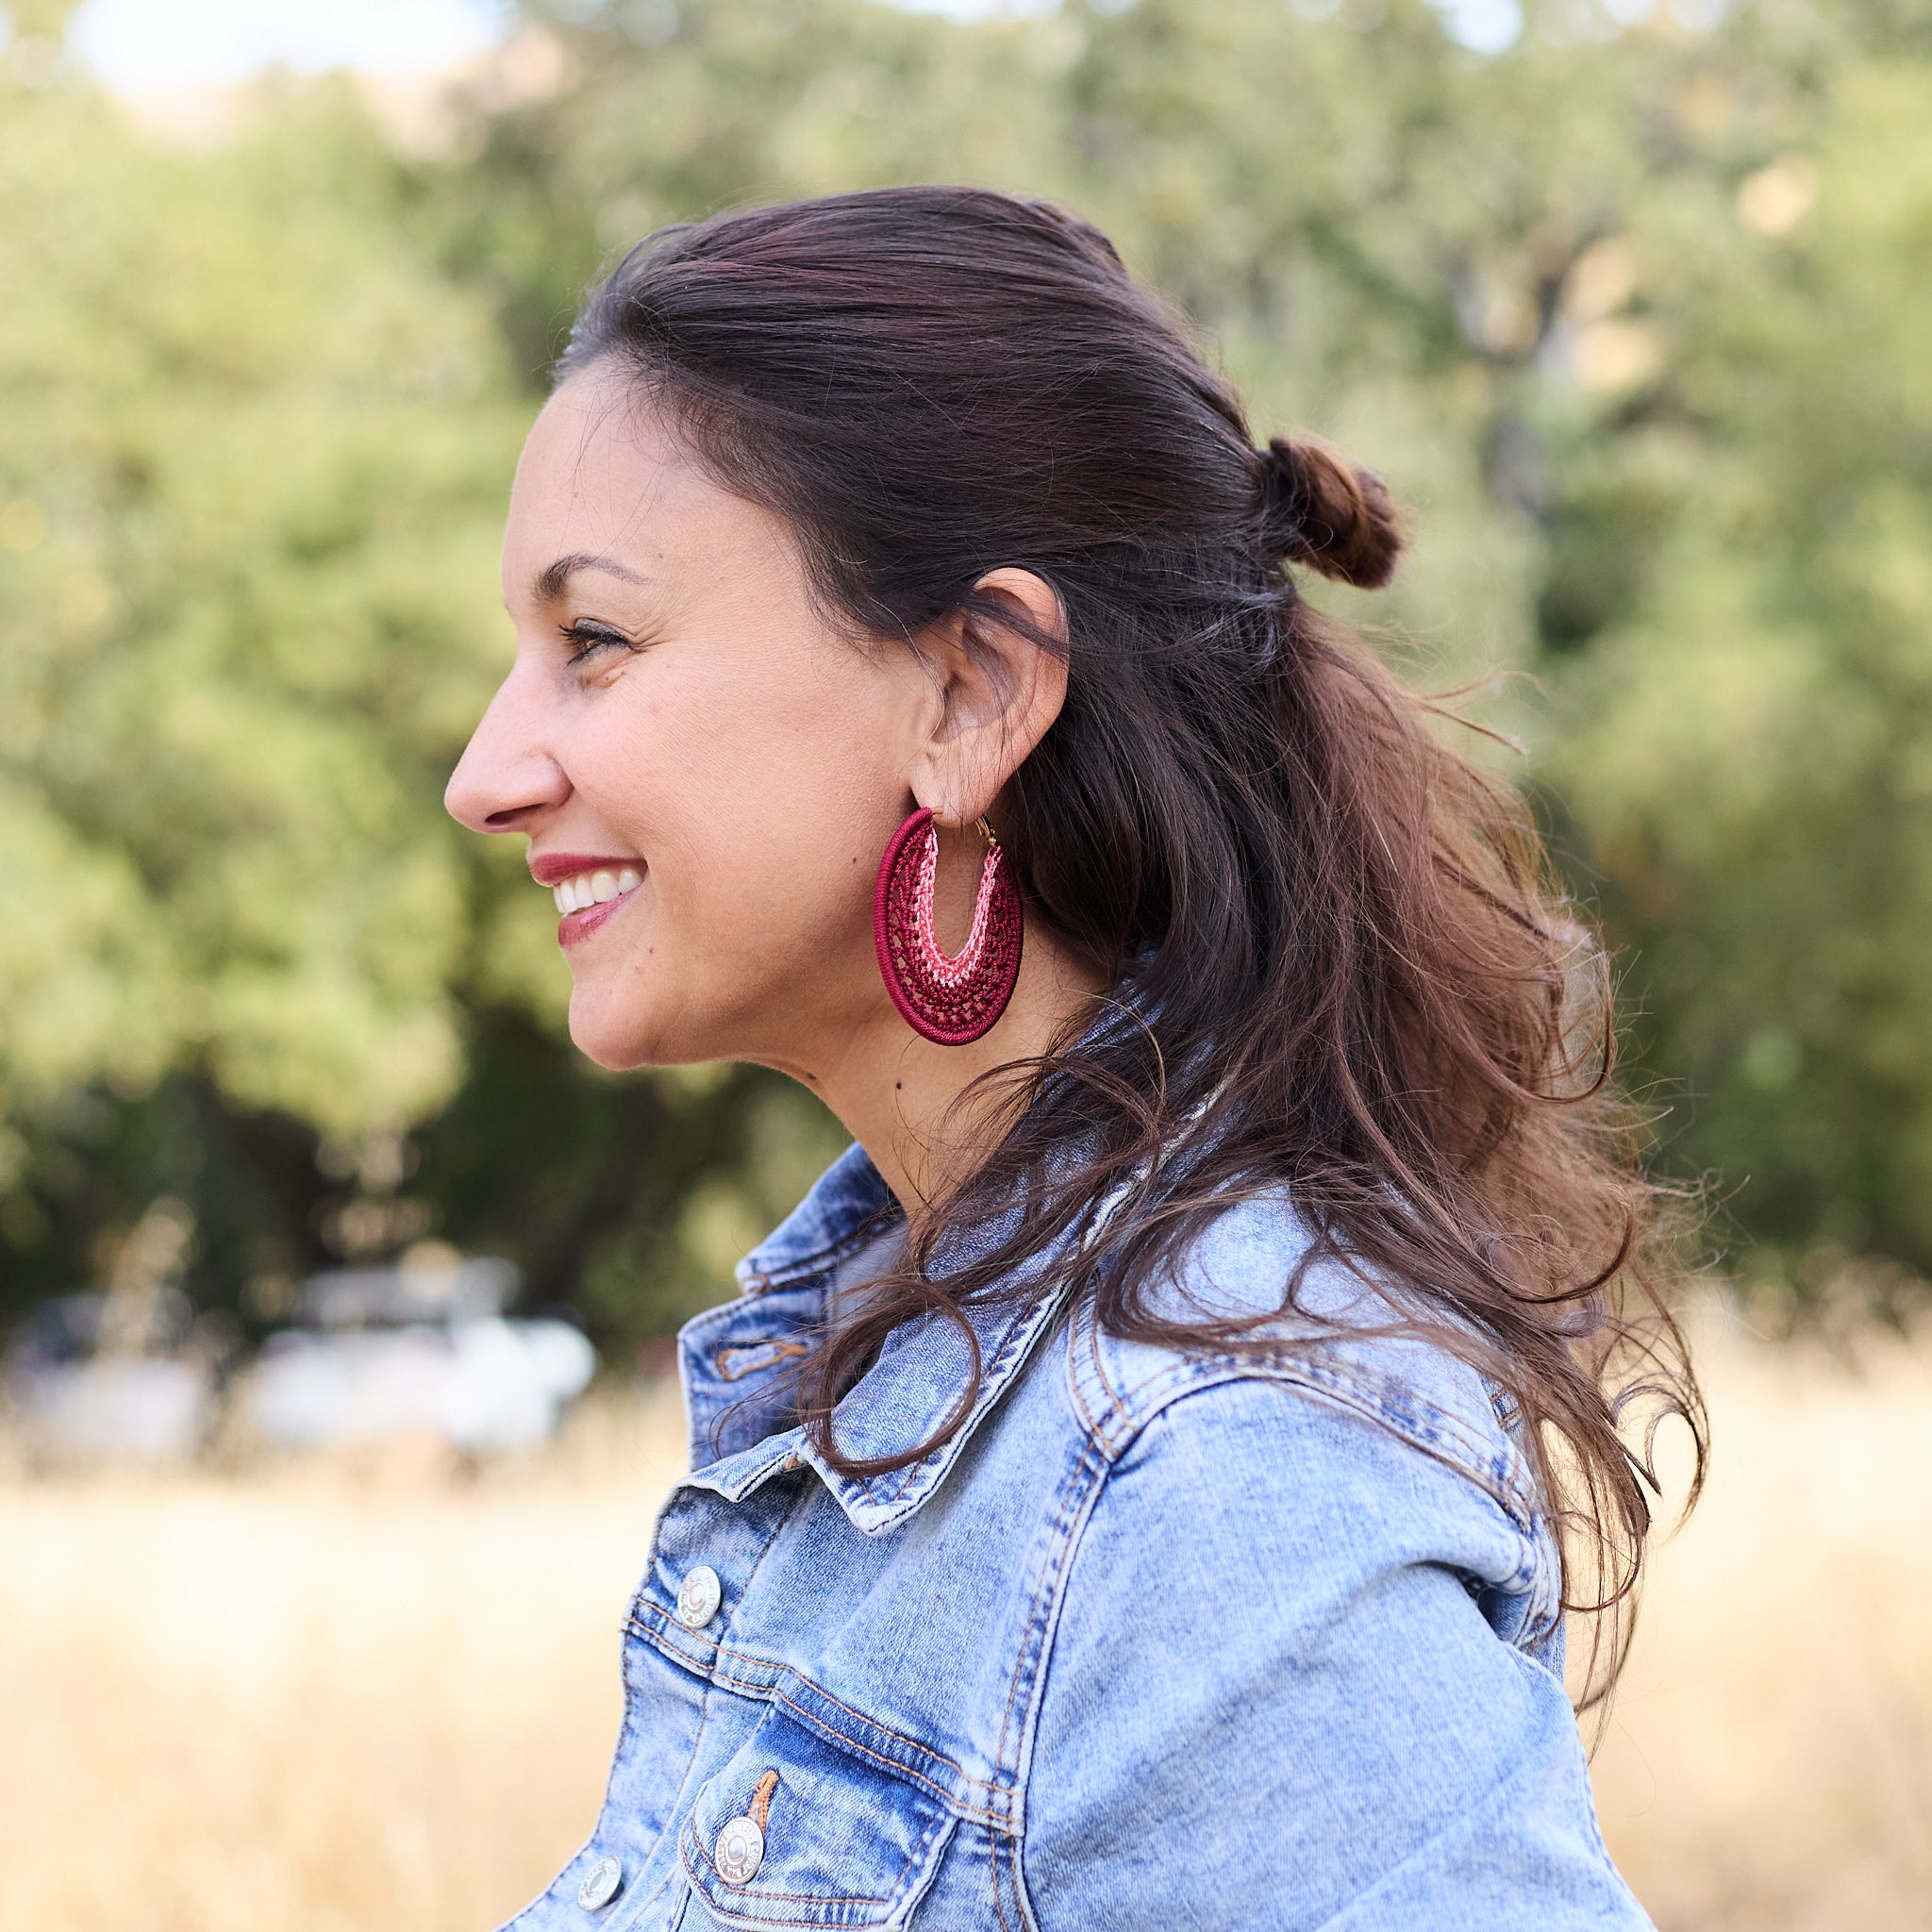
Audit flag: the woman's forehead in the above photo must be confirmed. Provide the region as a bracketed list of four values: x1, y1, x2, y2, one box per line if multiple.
[503, 377, 807, 620]
[514, 375, 682, 522]
[508, 385, 724, 579]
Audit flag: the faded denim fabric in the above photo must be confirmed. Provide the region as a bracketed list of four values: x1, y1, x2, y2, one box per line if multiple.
[500, 1141, 1651, 1931]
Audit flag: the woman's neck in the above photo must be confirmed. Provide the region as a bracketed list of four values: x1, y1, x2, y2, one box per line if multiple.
[800, 931, 1108, 1225]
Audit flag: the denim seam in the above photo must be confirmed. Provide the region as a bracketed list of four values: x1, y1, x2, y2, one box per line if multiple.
[1084, 1323, 1540, 1531]
[1003, 1383, 1158, 1932]
[765, 1689, 1000, 1825]
[608, 1474, 814, 1932]
[1070, 1260, 1541, 1523]
[833, 1279, 1078, 1530]
[682, 1814, 953, 1909]
[625, 1610, 973, 1789]
[1063, 1323, 1109, 1452]
[679, 1802, 956, 1922]
[998, 1370, 1120, 1932]
[991, 1422, 1111, 1805]
[1220, 1357, 1528, 1526]
[741, 1204, 903, 1294]
[1070, 1301, 1127, 1459]
[1504, 1524, 1570, 1657]
[604, 1853, 676, 1932]
[858, 1287, 1062, 1513]
[1006, 1829, 1037, 1932]
[985, 1819, 1024, 1932]
[625, 1607, 1010, 1827]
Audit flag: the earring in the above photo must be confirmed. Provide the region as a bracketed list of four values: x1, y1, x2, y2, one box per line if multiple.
[873, 807, 1024, 1045]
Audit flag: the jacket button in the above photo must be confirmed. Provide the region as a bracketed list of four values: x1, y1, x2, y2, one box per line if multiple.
[576, 1856, 624, 1910]
[714, 1814, 766, 1886]
[675, 1564, 722, 1628]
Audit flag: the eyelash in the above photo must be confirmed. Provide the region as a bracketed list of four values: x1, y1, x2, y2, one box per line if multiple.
[560, 619, 634, 665]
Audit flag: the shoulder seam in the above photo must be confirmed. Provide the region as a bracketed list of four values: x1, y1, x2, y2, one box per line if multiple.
[1081, 1360, 1561, 1642]
[1071, 1315, 1540, 1533]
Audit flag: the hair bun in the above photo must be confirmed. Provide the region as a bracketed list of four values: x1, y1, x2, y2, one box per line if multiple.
[1258, 435, 1405, 590]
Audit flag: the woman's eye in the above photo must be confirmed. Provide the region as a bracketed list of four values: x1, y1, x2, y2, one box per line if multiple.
[560, 620, 633, 665]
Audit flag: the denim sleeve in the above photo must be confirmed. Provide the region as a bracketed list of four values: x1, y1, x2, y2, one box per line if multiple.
[1023, 1376, 1652, 1932]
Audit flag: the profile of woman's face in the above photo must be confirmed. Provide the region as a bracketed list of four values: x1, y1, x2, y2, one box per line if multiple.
[445, 363, 929, 1075]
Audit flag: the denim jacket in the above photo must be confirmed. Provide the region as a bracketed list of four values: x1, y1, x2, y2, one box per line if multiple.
[501, 1140, 1652, 1932]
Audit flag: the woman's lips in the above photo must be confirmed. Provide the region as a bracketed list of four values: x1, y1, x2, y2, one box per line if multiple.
[528, 856, 645, 948]
[557, 889, 638, 945]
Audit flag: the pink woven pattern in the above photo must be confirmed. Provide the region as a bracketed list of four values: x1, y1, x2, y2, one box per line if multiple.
[873, 808, 1024, 1044]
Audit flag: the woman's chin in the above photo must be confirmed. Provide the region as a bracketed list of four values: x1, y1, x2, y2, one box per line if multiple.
[565, 979, 732, 1073]
[566, 991, 671, 1073]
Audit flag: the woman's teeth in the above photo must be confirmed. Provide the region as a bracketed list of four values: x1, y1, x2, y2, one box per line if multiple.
[553, 866, 641, 915]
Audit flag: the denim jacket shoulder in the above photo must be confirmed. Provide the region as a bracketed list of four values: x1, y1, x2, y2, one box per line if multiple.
[1063, 1188, 1566, 1646]
[1038, 1191, 1631, 1928]
[500, 1142, 1648, 1932]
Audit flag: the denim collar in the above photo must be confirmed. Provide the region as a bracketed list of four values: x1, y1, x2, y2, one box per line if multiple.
[733, 1138, 902, 1294]
[675, 979, 1186, 1535]
[675, 1135, 1141, 1538]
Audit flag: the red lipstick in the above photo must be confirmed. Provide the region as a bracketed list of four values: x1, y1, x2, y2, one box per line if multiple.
[530, 852, 646, 947]
[528, 852, 638, 887]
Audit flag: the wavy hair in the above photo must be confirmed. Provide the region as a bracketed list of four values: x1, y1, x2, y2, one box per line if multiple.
[562, 185, 1705, 1702]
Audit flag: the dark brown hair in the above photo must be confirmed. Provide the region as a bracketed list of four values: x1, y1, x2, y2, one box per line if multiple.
[563, 186, 1703, 1697]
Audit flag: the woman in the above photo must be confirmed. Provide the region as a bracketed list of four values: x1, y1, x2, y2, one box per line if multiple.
[446, 186, 1699, 1930]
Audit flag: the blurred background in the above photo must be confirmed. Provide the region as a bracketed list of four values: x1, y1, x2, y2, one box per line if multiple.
[1, 0, 1928, 1925]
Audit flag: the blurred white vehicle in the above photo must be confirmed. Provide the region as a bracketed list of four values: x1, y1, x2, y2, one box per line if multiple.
[7, 1242, 597, 1461]
[240, 1250, 596, 1454]
[3, 1199, 225, 1466]
[242, 1313, 595, 1455]
[3, 1285, 217, 1466]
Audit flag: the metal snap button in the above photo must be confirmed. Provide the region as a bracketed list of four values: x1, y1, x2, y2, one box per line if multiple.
[675, 1563, 722, 1629]
[576, 1855, 624, 1911]
[714, 1813, 765, 1886]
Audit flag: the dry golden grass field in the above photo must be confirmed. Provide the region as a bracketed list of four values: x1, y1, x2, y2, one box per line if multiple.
[3, 1307, 1929, 1932]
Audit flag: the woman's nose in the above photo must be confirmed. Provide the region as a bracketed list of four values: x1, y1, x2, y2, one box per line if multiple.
[444, 673, 570, 834]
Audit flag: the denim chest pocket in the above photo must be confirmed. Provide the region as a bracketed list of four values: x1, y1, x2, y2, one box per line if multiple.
[678, 1707, 958, 1929]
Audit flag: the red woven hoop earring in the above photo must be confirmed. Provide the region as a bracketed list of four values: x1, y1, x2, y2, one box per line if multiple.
[873, 807, 1024, 1045]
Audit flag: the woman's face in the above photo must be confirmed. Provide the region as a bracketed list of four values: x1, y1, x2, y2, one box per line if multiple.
[445, 363, 934, 1076]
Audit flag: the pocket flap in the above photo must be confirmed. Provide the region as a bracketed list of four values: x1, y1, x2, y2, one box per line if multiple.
[681, 1707, 957, 1928]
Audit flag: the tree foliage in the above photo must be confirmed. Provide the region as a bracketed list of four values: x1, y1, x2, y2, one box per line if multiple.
[1, 0, 1928, 1340]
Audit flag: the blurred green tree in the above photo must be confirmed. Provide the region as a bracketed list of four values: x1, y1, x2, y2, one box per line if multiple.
[0, 53, 845, 1340]
[1547, 46, 1932, 1291]
[5, 0, 1931, 1342]
[414, 0, 1932, 1305]
[0, 69, 500, 1313]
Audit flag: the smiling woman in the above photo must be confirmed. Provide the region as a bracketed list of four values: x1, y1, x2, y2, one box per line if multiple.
[449, 356, 1089, 1189]
[444, 187, 1700, 1932]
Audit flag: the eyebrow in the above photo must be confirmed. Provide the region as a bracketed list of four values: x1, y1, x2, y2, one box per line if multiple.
[531, 552, 650, 602]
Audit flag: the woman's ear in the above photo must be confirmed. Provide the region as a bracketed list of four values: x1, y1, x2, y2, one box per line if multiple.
[908, 568, 1069, 825]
